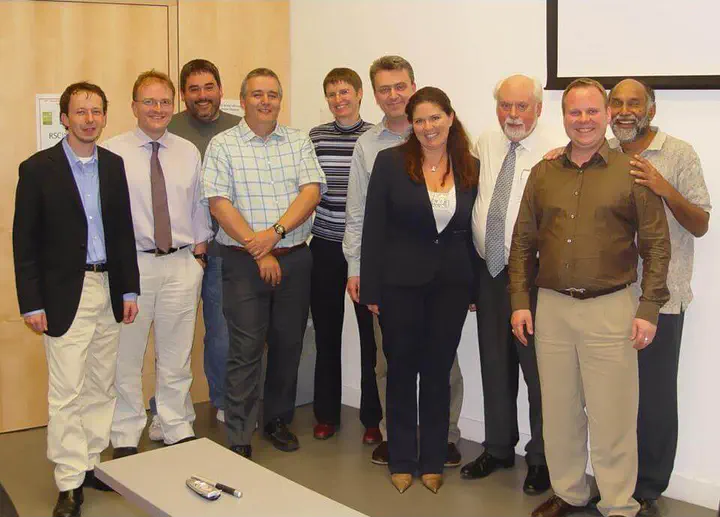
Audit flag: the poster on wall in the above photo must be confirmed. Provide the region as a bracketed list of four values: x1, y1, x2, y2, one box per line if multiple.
[35, 94, 65, 151]
[220, 99, 243, 118]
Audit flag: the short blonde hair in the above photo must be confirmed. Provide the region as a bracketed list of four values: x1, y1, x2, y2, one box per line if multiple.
[561, 78, 607, 114]
[132, 69, 176, 101]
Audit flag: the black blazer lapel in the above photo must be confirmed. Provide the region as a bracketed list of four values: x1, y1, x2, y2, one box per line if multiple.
[97, 147, 112, 228]
[47, 141, 85, 218]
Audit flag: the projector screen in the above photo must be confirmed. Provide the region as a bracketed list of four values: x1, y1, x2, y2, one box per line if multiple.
[546, 0, 720, 90]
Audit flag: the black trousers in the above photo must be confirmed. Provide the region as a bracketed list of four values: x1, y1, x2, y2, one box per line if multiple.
[222, 245, 312, 447]
[635, 312, 684, 500]
[310, 237, 381, 428]
[380, 279, 471, 475]
[475, 258, 545, 465]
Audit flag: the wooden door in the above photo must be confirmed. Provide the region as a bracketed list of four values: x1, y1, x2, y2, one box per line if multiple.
[0, 0, 212, 432]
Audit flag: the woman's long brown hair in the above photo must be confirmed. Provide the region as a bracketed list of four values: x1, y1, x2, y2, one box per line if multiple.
[401, 86, 478, 189]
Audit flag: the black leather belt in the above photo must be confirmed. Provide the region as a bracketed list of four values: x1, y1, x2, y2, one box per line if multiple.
[555, 284, 629, 300]
[84, 263, 108, 272]
[142, 244, 190, 256]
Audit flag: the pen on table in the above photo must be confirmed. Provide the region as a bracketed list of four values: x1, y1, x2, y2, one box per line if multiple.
[192, 475, 243, 498]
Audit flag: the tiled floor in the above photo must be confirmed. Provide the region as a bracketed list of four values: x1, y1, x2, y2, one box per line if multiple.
[0, 403, 713, 517]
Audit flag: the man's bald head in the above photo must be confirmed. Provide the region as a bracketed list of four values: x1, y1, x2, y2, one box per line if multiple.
[493, 74, 543, 142]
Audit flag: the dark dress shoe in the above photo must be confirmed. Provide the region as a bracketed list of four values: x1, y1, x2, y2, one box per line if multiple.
[82, 470, 114, 492]
[637, 498, 660, 517]
[523, 465, 551, 495]
[531, 495, 586, 517]
[230, 444, 252, 459]
[52, 488, 83, 517]
[112, 446, 138, 459]
[371, 441, 389, 465]
[313, 423, 336, 440]
[167, 436, 197, 446]
[264, 418, 299, 452]
[444, 442, 462, 468]
[362, 427, 382, 445]
[460, 450, 514, 479]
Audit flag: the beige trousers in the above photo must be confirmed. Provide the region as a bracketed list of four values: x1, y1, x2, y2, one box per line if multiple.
[373, 314, 463, 443]
[111, 249, 203, 447]
[535, 288, 640, 517]
[45, 272, 121, 491]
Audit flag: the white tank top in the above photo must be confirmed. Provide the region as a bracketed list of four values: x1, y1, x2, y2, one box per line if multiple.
[427, 185, 456, 234]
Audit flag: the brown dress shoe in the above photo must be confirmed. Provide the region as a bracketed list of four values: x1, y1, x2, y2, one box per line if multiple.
[371, 441, 389, 465]
[390, 473, 413, 494]
[531, 495, 586, 517]
[421, 473, 443, 494]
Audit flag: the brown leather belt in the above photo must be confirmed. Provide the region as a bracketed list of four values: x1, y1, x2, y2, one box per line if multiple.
[555, 283, 629, 300]
[229, 242, 307, 257]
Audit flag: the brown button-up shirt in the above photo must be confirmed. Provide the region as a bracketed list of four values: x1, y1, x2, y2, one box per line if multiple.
[508, 140, 671, 324]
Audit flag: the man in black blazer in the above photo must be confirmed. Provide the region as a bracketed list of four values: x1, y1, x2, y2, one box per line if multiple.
[13, 82, 139, 517]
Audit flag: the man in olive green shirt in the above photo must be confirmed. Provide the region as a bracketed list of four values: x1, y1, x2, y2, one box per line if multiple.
[509, 78, 670, 517]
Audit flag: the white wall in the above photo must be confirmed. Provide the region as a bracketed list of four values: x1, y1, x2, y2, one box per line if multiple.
[290, 0, 720, 509]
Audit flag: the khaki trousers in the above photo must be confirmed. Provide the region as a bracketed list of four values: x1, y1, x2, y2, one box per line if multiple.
[535, 288, 640, 517]
[373, 314, 463, 443]
[45, 272, 120, 491]
[112, 249, 203, 447]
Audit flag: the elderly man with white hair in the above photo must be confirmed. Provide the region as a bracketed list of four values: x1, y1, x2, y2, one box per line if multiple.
[461, 74, 556, 494]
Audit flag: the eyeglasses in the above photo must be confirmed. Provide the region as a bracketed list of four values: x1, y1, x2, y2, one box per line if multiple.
[375, 82, 409, 96]
[325, 88, 352, 99]
[498, 101, 530, 113]
[137, 98, 173, 108]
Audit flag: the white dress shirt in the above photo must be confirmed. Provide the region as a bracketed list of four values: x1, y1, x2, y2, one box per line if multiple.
[103, 127, 213, 251]
[471, 127, 557, 262]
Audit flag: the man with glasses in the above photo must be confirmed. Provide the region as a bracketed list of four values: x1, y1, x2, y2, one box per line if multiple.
[145, 59, 241, 442]
[343, 55, 464, 467]
[462, 74, 554, 494]
[105, 70, 213, 457]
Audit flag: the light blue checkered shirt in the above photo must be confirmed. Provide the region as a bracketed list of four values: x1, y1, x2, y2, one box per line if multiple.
[202, 119, 326, 247]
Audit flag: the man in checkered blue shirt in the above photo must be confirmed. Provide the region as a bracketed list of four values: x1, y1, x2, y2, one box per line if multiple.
[202, 68, 326, 459]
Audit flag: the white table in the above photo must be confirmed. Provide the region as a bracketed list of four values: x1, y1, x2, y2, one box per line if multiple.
[96, 438, 367, 517]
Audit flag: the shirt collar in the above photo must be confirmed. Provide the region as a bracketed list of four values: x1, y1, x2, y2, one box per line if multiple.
[561, 139, 610, 168]
[646, 127, 667, 151]
[377, 116, 412, 139]
[500, 127, 541, 153]
[237, 118, 285, 143]
[133, 126, 170, 148]
[609, 126, 666, 153]
[62, 136, 98, 165]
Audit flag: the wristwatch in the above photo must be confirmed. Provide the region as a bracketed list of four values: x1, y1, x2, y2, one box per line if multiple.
[194, 253, 208, 264]
[272, 223, 287, 239]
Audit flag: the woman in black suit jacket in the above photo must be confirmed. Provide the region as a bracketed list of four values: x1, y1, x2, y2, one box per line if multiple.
[360, 87, 479, 494]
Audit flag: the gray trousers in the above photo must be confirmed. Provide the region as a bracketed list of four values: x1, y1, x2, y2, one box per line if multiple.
[222, 245, 312, 447]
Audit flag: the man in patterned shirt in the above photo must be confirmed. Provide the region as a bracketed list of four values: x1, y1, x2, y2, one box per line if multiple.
[202, 68, 326, 459]
[608, 78, 711, 517]
[308, 68, 382, 444]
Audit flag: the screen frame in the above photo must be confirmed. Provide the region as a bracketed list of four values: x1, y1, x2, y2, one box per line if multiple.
[546, 0, 720, 90]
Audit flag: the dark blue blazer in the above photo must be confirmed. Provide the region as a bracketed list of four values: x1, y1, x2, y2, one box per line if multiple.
[360, 146, 478, 306]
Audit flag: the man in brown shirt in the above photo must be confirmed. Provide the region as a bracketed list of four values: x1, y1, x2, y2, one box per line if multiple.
[509, 78, 670, 517]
